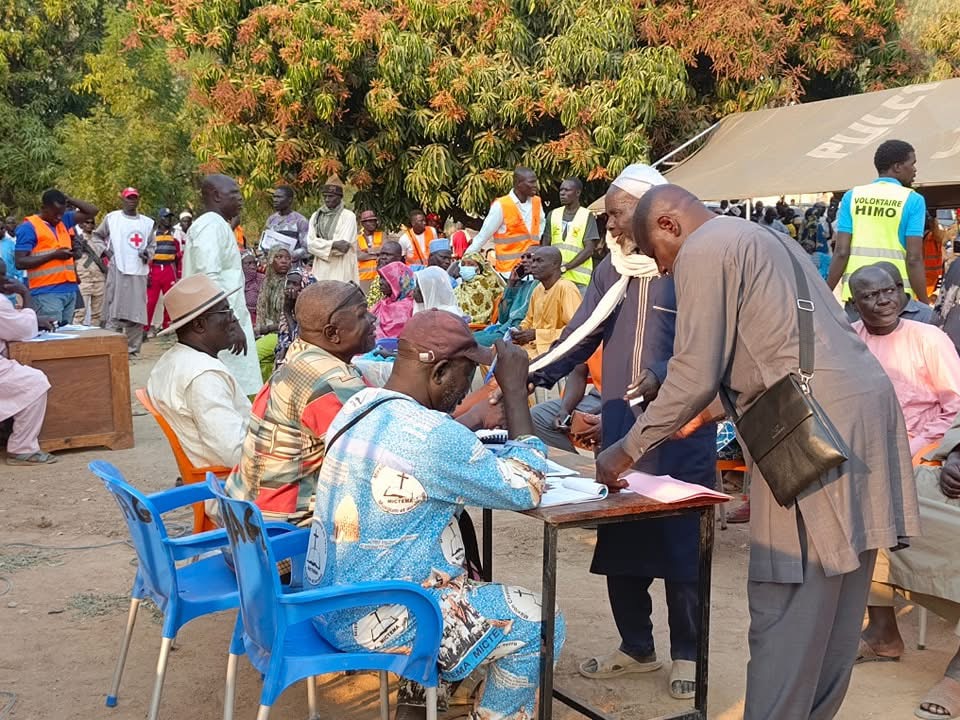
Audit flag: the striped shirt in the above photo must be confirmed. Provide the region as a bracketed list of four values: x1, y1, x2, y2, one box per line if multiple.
[225, 338, 367, 524]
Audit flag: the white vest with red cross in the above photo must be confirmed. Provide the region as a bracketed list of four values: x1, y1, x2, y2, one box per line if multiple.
[105, 210, 155, 276]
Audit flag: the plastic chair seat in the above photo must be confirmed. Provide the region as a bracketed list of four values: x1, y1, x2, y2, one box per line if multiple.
[174, 554, 240, 608]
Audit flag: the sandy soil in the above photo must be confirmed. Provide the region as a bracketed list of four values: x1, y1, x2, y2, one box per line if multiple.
[0, 335, 952, 720]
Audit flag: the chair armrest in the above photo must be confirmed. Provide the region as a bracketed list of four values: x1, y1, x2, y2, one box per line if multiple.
[167, 528, 230, 559]
[278, 580, 443, 684]
[279, 580, 442, 633]
[268, 527, 310, 561]
[151, 482, 216, 514]
[913, 441, 942, 467]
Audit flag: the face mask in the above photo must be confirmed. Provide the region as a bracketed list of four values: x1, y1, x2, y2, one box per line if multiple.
[460, 266, 477, 282]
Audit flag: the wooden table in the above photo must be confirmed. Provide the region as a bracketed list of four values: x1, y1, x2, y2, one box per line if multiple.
[7, 329, 134, 451]
[481, 450, 727, 720]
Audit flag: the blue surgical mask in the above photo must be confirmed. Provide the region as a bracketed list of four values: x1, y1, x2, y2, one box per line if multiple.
[460, 266, 477, 282]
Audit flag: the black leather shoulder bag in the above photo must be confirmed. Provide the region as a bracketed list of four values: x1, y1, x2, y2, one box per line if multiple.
[729, 230, 850, 507]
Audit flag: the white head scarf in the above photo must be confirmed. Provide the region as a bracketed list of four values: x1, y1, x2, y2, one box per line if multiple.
[414, 266, 464, 317]
[529, 163, 667, 373]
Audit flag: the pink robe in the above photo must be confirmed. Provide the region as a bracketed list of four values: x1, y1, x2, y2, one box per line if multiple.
[854, 318, 960, 455]
[0, 296, 49, 420]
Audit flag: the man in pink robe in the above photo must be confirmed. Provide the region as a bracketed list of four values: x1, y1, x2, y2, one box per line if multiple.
[0, 259, 55, 465]
[851, 264, 960, 456]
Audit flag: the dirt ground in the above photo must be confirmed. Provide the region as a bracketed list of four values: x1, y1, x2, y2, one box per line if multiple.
[0, 335, 952, 720]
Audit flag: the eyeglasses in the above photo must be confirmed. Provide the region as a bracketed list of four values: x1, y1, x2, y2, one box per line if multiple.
[325, 282, 367, 326]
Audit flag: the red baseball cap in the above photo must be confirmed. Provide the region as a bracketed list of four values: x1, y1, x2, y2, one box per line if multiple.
[120, 187, 140, 199]
[400, 310, 493, 365]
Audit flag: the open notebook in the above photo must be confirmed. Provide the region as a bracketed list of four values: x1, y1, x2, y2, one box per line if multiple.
[541, 476, 608, 507]
[624, 472, 731, 504]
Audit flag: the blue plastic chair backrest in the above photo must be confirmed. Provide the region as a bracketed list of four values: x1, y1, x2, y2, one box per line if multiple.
[89, 460, 177, 605]
[206, 474, 283, 652]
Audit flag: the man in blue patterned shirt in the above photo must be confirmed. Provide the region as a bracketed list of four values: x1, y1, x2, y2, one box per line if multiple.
[306, 310, 563, 720]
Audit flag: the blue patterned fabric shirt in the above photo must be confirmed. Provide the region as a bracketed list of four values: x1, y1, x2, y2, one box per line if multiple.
[304, 387, 547, 675]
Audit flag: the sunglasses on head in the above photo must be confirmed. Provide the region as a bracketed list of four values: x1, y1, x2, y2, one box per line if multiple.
[325, 282, 367, 325]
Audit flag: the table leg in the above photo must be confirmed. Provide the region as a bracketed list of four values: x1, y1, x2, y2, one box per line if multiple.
[693, 506, 715, 717]
[482, 508, 493, 582]
[537, 524, 558, 720]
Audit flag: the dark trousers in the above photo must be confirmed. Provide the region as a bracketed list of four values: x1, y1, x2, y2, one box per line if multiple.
[607, 575, 698, 662]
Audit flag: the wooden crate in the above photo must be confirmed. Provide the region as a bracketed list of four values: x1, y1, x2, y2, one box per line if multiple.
[8, 329, 134, 451]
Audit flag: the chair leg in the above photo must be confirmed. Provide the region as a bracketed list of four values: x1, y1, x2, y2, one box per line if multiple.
[255, 705, 271, 720]
[425, 686, 438, 720]
[147, 635, 175, 720]
[379, 671, 389, 720]
[716, 469, 727, 530]
[919, 606, 929, 650]
[106, 597, 141, 707]
[223, 653, 240, 720]
[306, 676, 319, 720]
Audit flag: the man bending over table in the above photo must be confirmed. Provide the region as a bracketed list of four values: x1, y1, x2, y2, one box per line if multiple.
[304, 310, 562, 720]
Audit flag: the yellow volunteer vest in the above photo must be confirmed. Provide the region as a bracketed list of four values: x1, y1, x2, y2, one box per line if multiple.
[841, 181, 913, 301]
[549, 206, 593, 286]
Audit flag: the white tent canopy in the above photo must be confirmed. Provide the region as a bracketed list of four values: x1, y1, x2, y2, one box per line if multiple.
[660, 79, 960, 204]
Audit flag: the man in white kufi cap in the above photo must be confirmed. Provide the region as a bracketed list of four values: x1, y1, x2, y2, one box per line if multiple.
[527, 164, 718, 699]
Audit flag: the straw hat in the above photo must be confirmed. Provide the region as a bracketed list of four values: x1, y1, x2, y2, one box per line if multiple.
[157, 275, 240, 336]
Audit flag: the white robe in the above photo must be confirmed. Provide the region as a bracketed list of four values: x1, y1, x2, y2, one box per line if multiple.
[182, 212, 262, 395]
[306, 206, 359, 283]
[0, 297, 49, 419]
[147, 342, 251, 467]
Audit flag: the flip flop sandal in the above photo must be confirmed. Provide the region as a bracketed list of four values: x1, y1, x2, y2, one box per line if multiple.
[916, 676, 960, 719]
[578, 649, 662, 679]
[669, 660, 696, 700]
[854, 638, 901, 664]
[6, 451, 57, 466]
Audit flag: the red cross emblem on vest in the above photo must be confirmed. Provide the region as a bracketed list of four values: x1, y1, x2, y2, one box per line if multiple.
[129, 233, 144, 249]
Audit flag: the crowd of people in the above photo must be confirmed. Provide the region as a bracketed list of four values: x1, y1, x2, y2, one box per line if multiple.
[4, 136, 960, 720]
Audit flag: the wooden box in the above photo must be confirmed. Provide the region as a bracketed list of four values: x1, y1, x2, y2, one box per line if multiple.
[7, 329, 134, 451]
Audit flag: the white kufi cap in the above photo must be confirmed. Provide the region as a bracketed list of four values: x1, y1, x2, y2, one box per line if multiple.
[609, 163, 668, 199]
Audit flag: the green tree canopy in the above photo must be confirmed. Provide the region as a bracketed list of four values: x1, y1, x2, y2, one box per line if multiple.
[132, 0, 918, 225]
[0, 0, 119, 213]
[57, 9, 197, 220]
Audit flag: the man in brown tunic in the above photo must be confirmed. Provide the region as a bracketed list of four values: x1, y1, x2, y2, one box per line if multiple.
[596, 184, 920, 720]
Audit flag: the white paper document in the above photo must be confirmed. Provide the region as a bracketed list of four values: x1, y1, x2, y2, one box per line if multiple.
[26, 332, 80, 342]
[259, 228, 299, 253]
[57, 324, 97, 331]
[623, 472, 731, 504]
[540, 477, 608, 507]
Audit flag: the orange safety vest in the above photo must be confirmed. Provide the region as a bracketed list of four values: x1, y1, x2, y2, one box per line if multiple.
[24, 215, 77, 289]
[493, 195, 541, 274]
[234, 225, 246, 251]
[585, 347, 603, 394]
[405, 227, 437, 265]
[357, 231, 384, 282]
[923, 229, 943, 294]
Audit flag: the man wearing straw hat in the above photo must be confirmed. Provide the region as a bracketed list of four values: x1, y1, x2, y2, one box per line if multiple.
[147, 274, 251, 470]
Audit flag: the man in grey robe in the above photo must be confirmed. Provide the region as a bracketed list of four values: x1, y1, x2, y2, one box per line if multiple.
[596, 184, 920, 720]
[94, 188, 156, 356]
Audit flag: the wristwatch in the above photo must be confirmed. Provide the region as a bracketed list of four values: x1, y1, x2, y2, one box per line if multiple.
[560, 264, 568, 274]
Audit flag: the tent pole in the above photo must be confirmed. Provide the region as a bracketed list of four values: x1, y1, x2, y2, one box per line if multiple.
[652, 121, 722, 169]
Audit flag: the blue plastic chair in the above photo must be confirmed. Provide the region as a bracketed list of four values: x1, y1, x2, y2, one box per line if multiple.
[207, 474, 444, 720]
[90, 460, 242, 720]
